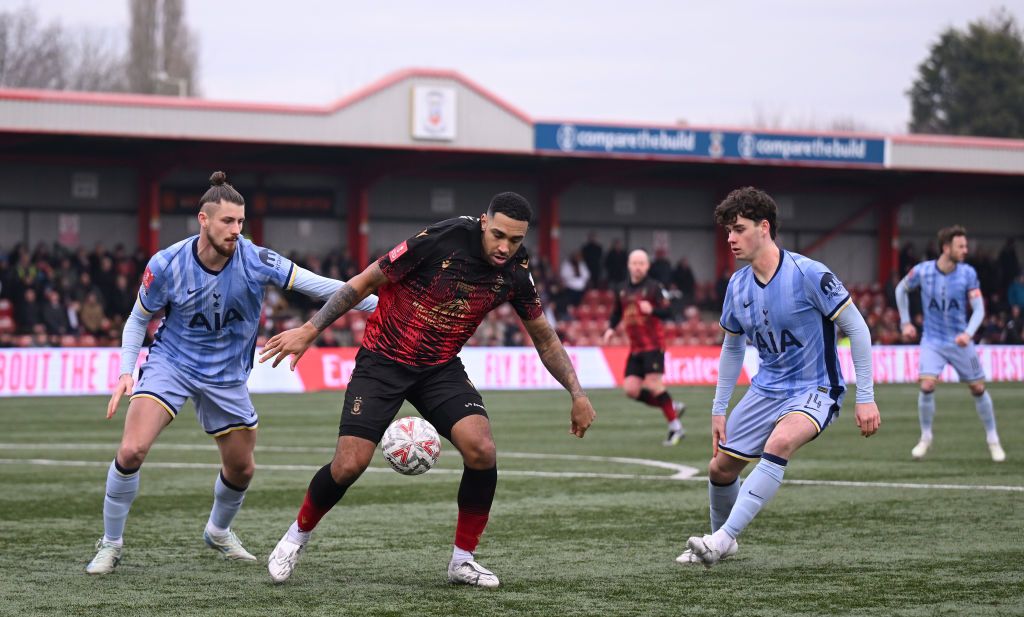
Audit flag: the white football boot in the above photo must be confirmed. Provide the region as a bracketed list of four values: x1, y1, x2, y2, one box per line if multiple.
[86, 538, 122, 575]
[686, 534, 735, 569]
[989, 442, 1006, 463]
[676, 537, 737, 565]
[447, 559, 500, 588]
[268, 532, 306, 583]
[204, 529, 257, 561]
[911, 439, 931, 460]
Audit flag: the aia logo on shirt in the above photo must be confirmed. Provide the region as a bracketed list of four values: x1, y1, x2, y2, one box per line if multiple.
[142, 266, 154, 291]
[388, 241, 408, 262]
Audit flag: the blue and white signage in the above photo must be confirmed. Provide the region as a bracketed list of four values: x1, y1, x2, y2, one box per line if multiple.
[535, 123, 887, 166]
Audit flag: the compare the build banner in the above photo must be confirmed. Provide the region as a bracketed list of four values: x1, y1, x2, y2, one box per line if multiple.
[535, 123, 887, 167]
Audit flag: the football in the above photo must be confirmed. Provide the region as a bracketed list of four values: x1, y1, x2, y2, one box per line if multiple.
[380, 416, 442, 475]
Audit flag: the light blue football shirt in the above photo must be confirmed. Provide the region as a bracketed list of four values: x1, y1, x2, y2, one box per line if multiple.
[720, 250, 852, 399]
[901, 260, 981, 346]
[137, 235, 295, 385]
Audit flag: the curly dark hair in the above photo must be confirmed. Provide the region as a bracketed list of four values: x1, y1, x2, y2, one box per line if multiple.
[199, 171, 245, 210]
[936, 225, 967, 251]
[487, 192, 532, 223]
[714, 186, 778, 239]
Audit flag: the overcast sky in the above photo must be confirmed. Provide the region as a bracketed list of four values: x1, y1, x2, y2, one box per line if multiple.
[6, 1, 1024, 133]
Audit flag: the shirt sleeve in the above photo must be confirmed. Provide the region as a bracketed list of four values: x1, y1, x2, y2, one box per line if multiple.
[902, 264, 921, 292]
[966, 265, 982, 296]
[510, 258, 544, 321]
[246, 244, 296, 288]
[719, 277, 744, 334]
[137, 255, 169, 314]
[803, 263, 852, 321]
[376, 225, 443, 283]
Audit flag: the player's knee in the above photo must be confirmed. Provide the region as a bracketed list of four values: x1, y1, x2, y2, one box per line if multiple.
[764, 436, 796, 458]
[969, 382, 986, 396]
[920, 380, 936, 394]
[116, 441, 151, 469]
[708, 457, 740, 484]
[623, 385, 641, 399]
[330, 452, 370, 484]
[461, 438, 496, 469]
[224, 460, 255, 484]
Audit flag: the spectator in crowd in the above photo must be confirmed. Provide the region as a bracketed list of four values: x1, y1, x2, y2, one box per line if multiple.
[12, 246, 37, 297]
[560, 250, 590, 308]
[604, 238, 627, 288]
[1008, 273, 1024, 310]
[71, 271, 104, 306]
[40, 288, 70, 338]
[108, 274, 136, 322]
[66, 298, 81, 336]
[649, 248, 672, 285]
[580, 232, 604, 288]
[15, 287, 41, 334]
[0, 255, 12, 300]
[54, 256, 79, 296]
[671, 257, 696, 304]
[79, 291, 108, 336]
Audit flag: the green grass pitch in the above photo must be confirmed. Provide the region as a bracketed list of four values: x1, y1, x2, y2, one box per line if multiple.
[0, 384, 1021, 616]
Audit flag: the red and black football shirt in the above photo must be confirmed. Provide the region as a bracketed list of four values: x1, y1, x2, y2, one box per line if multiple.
[608, 276, 671, 353]
[363, 216, 543, 367]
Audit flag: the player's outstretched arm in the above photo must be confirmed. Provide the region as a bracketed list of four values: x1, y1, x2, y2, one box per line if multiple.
[107, 300, 152, 419]
[260, 262, 387, 370]
[289, 266, 379, 312]
[711, 332, 745, 455]
[522, 316, 596, 438]
[835, 305, 881, 437]
[895, 276, 916, 341]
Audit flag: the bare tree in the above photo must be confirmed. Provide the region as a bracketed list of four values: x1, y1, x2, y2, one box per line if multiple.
[0, 2, 197, 96]
[160, 0, 199, 96]
[127, 0, 199, 96]
[0, 6, 68, 89]
[67, 28, 128, 92]
[127, 0, 158, 93]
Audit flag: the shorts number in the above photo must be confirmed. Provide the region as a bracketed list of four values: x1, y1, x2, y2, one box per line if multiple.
[804, 392, 822, 410]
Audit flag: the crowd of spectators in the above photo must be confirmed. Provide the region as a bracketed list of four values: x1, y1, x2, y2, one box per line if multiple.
[2, 235, 1022, 349]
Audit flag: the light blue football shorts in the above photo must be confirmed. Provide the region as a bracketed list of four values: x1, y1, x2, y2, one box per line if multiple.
[129, 352, 258, 437]
[718, 386, 845, 461]
[919, 341, 985, 383]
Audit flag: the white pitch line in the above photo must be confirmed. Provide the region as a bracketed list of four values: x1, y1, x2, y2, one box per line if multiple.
[0, 458, 685, 482]
[0, 455, 1020, 492]
[0, 443, 701, 479]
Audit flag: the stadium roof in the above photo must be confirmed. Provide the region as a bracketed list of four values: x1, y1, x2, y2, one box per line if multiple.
[0, 67, 1022, 175]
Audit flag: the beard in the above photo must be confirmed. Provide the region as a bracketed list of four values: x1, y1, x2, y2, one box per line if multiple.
[205, 230, 237, 257]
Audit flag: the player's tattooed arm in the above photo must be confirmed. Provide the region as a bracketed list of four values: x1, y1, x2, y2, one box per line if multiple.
[523, 316, 586, 399]
[309, 262, 388, 332]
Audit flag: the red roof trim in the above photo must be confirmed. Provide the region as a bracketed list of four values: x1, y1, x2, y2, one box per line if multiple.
[0, 67, 533, 123]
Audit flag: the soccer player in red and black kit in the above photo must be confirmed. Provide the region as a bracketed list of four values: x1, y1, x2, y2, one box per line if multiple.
[602, 249, 686, 445]
[259, 193, 596, 588]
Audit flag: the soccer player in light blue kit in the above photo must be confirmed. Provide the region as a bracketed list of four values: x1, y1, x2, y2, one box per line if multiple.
[678, 187, 880, 568]
[86, 172, 377, 574]
[896, 225, 1005, 463]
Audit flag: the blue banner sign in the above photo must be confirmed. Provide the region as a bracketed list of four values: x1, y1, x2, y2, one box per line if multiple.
[535, 123, 887, 166]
